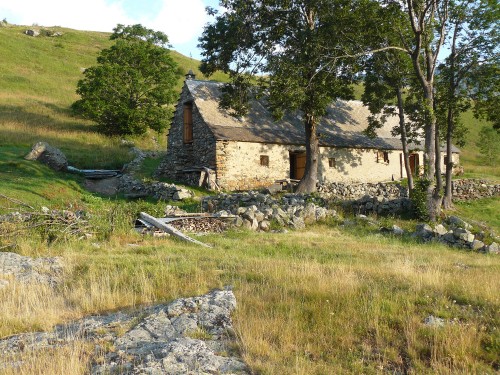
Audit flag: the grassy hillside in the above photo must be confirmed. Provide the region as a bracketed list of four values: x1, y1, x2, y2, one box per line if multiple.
[0, 24, 227, 169]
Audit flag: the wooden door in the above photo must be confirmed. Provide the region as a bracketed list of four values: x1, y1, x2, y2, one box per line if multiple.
[409, 154, 419, 176]
[290, 152, 306, 180]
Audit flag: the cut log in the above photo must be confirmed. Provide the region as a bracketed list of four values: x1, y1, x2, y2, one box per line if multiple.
[139, 212, 212, 248]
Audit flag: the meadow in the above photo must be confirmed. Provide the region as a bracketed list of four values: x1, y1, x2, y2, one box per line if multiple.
[0, 24, 499, 374]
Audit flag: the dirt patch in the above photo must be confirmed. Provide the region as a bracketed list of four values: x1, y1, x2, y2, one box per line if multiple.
[83, 177, 120, 196]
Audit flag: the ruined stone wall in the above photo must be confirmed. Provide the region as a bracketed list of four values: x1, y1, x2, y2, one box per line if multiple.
[156, 83, 216, 183]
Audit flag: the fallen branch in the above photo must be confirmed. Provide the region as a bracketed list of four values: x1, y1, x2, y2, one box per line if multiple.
[139, 212, 212, 248]
[0, 194, 34, 210]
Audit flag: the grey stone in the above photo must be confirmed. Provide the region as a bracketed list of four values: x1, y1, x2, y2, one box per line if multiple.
[25, 29, 40, 36]
[392, 225, 404, 235]
[25, 142, 68, 171]
[448, 215, 472, 230]
[415, 223, 434, 240]
[424, 315, 445, 327]
[471, 240, 485, 251]
[173, 188, 193, 201]
[434, 224, 448, 236]
[485, 242, 499, 254]
[291, 216, 305, 230]
[0, 252, 63, 287]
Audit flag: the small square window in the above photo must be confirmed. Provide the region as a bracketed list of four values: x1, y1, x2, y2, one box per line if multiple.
[260, 155, 269, 167]
[328, 158, 336, 168]
[377, 150, 389, 164]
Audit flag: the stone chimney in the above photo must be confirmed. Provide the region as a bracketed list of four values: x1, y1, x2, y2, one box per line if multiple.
[185, 70, 196, 80]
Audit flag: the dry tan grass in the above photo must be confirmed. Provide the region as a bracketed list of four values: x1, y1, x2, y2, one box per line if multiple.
[0, 341, 93, 375]
[0, 227, 499, 374]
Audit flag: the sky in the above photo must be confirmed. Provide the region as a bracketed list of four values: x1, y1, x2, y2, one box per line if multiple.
[0, 0, 220, 59]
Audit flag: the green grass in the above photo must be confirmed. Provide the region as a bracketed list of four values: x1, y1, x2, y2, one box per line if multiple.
[453, 198, 500, 235]
[457, 110, 500, 181]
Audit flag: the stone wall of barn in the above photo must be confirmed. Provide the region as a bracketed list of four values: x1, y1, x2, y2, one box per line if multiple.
[214, 141, 453, 190]
[156, 83, 217, 184]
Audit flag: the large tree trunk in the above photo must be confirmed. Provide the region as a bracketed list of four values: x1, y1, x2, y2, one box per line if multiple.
[422, 87, 441, 222]
[443, 108, 454, 209]
[296, 114, 319, 193]
[396, 87, 414, 195]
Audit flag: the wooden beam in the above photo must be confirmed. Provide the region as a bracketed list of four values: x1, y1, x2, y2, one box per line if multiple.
[139, 212, 212, 248]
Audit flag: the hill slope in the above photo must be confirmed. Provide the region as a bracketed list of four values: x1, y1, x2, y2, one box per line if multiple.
[0, 24, 226, 169]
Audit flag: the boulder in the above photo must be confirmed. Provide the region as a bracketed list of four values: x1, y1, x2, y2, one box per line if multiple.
[172, 188, 193, 201]
[415, 223, 434, 240]
[25, 142, 68, 171]
[485, 242, 499, 254]
[25, 29, 39, 36]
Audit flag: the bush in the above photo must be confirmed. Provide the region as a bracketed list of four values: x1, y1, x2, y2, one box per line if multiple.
[411, 178, 430, 221]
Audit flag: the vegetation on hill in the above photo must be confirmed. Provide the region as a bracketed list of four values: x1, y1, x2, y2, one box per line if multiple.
[0, 23, 499, 374]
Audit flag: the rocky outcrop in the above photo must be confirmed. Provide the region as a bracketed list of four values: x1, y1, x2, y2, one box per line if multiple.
[0, 252, 63, 288]
[25, 142, 68, 171]
[0, 289, 249, 374]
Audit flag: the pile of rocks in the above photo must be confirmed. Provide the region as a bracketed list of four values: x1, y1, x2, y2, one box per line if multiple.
[202, 191, 335, 231]
[0, 252, 64, 288]
[451, 179, 500, 201]
[0, 289, 249, 375]
[346, 195, 412, 216]
[317, 182, 408, 200]
[412, 216, 498, 254]
[118, 174, 193, 201]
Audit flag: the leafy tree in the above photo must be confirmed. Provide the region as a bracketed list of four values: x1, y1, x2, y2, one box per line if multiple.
[477, 125, 500, 165]
[199, 1, 377, 193]
[72, 24, 181, 136]
[435, 0, 498, 208]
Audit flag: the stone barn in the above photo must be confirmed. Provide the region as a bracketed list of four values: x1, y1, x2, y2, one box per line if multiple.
[156, 75, 460, 191]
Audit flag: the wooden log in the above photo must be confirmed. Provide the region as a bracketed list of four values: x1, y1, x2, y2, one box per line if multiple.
[139, 212, 212, 248]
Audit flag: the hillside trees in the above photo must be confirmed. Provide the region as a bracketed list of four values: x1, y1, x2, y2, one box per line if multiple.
[199, 1, 378, 193]
[435, 0, 499, 208]
[72, 24, 181, 136]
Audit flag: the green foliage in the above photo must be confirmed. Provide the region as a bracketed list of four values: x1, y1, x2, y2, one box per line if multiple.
[476, 125, 500, 165]
[411, 178, 431, 221]
[72, 24, 181, 136]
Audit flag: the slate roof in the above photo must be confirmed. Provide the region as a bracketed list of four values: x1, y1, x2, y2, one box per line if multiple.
[186, 80, 460, 152]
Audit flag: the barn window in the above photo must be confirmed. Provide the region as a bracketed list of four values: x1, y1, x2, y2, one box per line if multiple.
[377, 150, 389, 164]
[260, 155, 269, 167]
[183, 102, 193, 143]
[443, 154, 448, 165]
[328, 158, 336, 168]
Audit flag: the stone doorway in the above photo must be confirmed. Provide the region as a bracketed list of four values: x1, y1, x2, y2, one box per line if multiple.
[290, 151, 306, 180]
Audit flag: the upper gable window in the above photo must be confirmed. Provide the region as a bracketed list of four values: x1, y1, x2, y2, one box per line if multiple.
[260, 155, 269, 167]
[183, 102, 193, 143]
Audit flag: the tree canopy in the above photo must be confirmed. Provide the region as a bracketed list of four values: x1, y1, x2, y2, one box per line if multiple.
[72, 24, 181, 136]
[199, 0, 378, 192]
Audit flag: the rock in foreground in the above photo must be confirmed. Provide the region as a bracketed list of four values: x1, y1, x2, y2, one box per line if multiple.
[0, 289, 249, 374]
